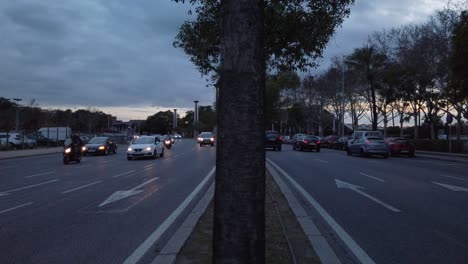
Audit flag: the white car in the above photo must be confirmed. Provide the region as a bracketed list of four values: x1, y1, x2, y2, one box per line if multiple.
[127, 136, 164, 160]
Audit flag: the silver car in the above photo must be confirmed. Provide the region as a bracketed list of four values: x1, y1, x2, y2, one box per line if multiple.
[127, 136, 165, 160]
[347, 136, 389, 158]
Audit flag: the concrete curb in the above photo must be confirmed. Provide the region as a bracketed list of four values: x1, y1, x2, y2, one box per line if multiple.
[415, 153, 468, 163]
[151, 182, 214, 264]
[266, 162, 342, 264]
[0, 149, 62, 160]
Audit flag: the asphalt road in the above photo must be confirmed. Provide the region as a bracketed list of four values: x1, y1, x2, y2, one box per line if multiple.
[0, 139, 215, 264]
[267, 145, 468, 264]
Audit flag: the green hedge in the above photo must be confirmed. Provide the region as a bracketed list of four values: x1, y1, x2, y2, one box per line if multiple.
[412, 139, 468, 153]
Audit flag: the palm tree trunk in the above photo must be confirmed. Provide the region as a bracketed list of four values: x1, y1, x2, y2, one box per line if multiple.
[213, 1, 265, 263]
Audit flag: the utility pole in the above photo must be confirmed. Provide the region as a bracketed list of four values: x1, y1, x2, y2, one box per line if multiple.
[13, 98, 22, 131]
[173, 109, 177, 130]
[194, 100, 199, 138]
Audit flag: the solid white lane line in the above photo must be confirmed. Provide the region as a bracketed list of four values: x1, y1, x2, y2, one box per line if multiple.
[144, 164, 155, 169]
[359, 173, 385, 182]
[0, 165, 17, 169]
[25, 171, 55, 178]
[2, 179, 59, 194]
[0, 202, 33, 214]
[62, 181, 102, 194]
[314, 159, 329, 164]
[123, 166, 215, 264]
[267, 158, 376, 264]
[75, 165, 91, 169]
[439, 174, 468, 182]
[432, 182, 468, 192]
[113, 170, 137, 178]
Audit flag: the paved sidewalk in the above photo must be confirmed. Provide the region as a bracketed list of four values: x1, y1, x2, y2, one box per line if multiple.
[416, 150, 468, 163]
[0, 147, 63, 160]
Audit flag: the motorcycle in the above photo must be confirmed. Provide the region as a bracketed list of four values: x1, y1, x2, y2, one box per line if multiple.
[164, 139, 172, 149]
[63, 145, 86, 164]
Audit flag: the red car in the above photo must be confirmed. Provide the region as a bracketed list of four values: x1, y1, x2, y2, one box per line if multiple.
[322, 135, 340, 148]
[385, 137, 415, 157]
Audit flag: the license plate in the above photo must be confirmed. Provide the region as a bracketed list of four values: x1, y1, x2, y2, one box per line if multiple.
[309, 143, 315, 146]
[88, 149, 95, 152]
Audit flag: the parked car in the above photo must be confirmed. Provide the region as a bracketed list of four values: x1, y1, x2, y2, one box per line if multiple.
[322, 135, 340, 148]
[332, 136, 349, 150]
[0, 132, 24, 149]
[346, 131, 384, 150]
[265, 131, 282, 151]
[347, 136, 389, 158]
[127, 136, 164, 160]
[385, 137, 415, 157]
[84, 136, 117, 156]
[198, 132, 215, 146]
[291, 133, 306, 145]
[293, 135, 321, 152]
[283, 135, 291, 144]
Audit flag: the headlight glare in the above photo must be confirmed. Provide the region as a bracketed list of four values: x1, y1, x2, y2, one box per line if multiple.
[128, 147, 132, 151]
[65, 148, 71, 153]
[146, 147, 151, 151]
[98, 146, 105, 150]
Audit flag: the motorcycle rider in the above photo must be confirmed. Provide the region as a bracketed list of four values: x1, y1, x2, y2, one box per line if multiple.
[66, 134, 84, 157]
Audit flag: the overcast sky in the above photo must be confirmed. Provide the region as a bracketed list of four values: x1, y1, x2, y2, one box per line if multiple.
[0, 0, 448, 121]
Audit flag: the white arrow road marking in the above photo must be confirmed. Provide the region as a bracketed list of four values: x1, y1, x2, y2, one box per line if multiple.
[432, 182, 468, 192]
[1, 179, 59, 194]
[359, 172, 385, 182]
[25, 171, 55, 178]
[99, 178, 159, 207]
[0, 202, 33, 215]
[62, 181, 102, 194]
[335, 179, 401, 212]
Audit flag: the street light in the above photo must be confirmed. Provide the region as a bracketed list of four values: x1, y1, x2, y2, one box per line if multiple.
[13, 98, 22, 131]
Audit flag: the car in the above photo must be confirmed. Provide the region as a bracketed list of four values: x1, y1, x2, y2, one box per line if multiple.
[322, 135, 340, 148]
[0, 132, 25, 149]
[265, 131, 282, 151]
[173, 134, 182, 139]
[293, 135, 321, 152]
[127, 136, 164, 160]
[346, 131, 384, 150]
[385, 137, 415, 157]
[198, 132, 215, 146]
[332, 136, 349, 150]
[84, 136, 117, 156]
[283, 135, 291, 144]
[347, 136, 389, 158]
[291, 133, 306, 145]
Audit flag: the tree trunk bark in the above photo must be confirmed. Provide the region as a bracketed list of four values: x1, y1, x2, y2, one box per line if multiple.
[213, 1, 265, 263]
[414, 109, 418, 139]
[371, 84, 378, 131]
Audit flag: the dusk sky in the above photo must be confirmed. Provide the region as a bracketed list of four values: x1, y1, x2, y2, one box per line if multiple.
[0, 0, 449, 121]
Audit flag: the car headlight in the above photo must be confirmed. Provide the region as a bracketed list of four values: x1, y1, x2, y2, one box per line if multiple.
[128, 147, 132, 151]
[210, 138, 214, 141]
[65, 148, 71, 153]
[82, 146, 86, 151]
[146, 147, 151, 151]
[165, 140, 171, 144]
[197, 137, 202, 141]
[98, 146, 105, 150]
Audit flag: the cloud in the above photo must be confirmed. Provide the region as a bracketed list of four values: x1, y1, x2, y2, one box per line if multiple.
[0, 0, 447, 120]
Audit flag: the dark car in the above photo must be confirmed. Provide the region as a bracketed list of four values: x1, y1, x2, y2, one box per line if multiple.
[265, 131, 282, 151]
[385, 137, 415, 157]
[347, 136, 389, 158]
[293, 135, 321, 152]
[332, 136, 349, 150]
[198, 132, 215, 146]
[322, 135, 340, 148]
[84, 136, 117, 155]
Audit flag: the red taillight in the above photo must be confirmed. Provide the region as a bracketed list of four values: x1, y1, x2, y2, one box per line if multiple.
[365, 140, 370, 144]
[278, 136, 283, 141]
[303, 140, 309, 144]
[316, 140, 321, 144]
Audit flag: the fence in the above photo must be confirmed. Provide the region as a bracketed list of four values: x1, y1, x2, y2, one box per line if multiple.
[412, 139, 468, 153]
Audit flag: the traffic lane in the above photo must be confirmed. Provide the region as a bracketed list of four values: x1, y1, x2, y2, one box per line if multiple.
[0, 141, 215, 264]
[0, 140, 196, 211]
[267, 147, 468, 263]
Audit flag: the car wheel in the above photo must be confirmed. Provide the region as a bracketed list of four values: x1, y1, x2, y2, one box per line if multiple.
[383, 154, 389, 159]
[127, 157, 132, 161]
[152, 150, 158, 159]
[316, 148, 320, 152]
[63, 156, 69, 165]
[200, 144, 203, 147]
[160, 148, 164, 157]
[347, 149, 351, 156]
[278, 146, 282, 151]
[409, 152, 415, 157]
[359, 149, 366, 157]
[104, 149, 109, 156]
[211, 143, 214, 147]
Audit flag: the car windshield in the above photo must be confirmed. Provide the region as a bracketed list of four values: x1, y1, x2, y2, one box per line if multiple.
[200, 133, 212, 138]
[133, 137, 155, 144]
[367, 137, 385, 143]
[87, 137, 107, 144]
[304, 136, 318, 141]
[366, 132, 382, 137]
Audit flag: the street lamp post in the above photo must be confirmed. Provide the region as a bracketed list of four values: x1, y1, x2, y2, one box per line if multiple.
[13, 98, 22, 131]
[173, 109, 177, 130]
[194, 100, 199, 138]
